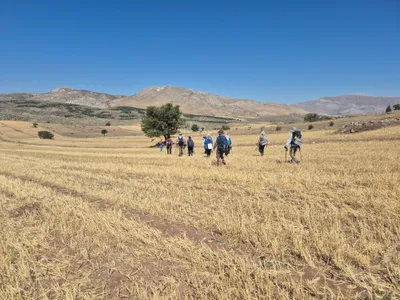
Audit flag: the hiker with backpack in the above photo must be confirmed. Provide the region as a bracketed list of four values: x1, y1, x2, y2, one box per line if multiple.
[159, 141, 164, 152]
[165, 136, 173, 155]
[176, 133, 186, 157]
[187, 136, 195, 156]
[213, 130, 228, 166]
[204, 135, 213, 157]
[257, 130, 268, 156]
[284, 127, 302, 163]
[225, 132, 232, 156]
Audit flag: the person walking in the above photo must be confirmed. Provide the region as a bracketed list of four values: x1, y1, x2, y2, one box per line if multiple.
[165, 136, 173, 155]
[187, 136, 195, 156]
[204, 134, 213, 157]
[225, 132, 232, 156]
[176, 132, 186, 157]
[213, 130, 228, 166]
[257, 130, 268, 156]
[284, 127, 302, 163]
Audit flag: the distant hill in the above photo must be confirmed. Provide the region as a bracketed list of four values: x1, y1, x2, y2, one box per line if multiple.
[110, 86, 305, 116]
[0, 87, 121, 109]
[292, 95, 400, 115]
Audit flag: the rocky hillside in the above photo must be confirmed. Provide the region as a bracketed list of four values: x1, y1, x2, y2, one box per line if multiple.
[293, 95, 400, 115]
[110, 86, 305, 116]
[0, 87, 120, 109]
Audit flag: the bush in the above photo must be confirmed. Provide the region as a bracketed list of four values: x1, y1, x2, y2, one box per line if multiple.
[38, 131, 54, 139]
[308, 124, 314, 130]
[386, 105, 392, 113]
[221, 125, 231, 130]
[101, 129, 108, 136]
[33, 122, 38, 128]
[304, 113, 319, 122]
[105, 122, 111, 126]
[191, 124, 199, 132]
[393, 104, 400, 111]
[276, 126, 282, 131]
[329, 121, 334, 127]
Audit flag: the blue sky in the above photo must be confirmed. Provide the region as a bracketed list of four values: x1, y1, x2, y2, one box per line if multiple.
[0, 0, 399, 103]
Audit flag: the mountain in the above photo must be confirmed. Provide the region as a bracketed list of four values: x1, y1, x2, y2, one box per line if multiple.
[110, 86, 305, 116]
[31, 87, 121, 108]
[293, 95, 400, 115]
[0, 87, 121, 109]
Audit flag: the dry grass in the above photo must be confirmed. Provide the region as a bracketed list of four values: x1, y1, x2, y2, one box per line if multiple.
[0, 119, 399, 299]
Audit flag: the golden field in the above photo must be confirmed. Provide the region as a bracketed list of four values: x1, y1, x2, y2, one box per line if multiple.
[0, 118, 399, 299]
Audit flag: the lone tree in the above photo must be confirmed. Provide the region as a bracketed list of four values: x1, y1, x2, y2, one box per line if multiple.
[141, 103, 185, 140]
[38, 131, 54, 139]
[101, 129, 108, 136]
[304, 113, 320, 122]
[105, 122, 111, 126]
[33, 122, 38, 128]
[393, 104, 400, 111]
[191, 124, 199, 132]
[221, 124, 231, 130]
[386, 105, 392, 113]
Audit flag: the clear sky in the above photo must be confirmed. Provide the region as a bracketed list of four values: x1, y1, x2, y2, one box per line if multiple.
[1, 0, 399, 103]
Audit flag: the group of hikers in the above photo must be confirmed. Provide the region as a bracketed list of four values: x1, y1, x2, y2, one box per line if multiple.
[158, 127, 302, 165]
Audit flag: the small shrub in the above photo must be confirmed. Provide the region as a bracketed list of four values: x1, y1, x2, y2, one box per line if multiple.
[101, 129, 108, 136]
[329, 121, 334, 127]
[191, 124, 199, 132]
[38, 131, 54, 139]
[386, 105, 392, 113]
[33, 122, 38, 128]
[308, 124, 314, 130]
[201, 127, 204, 132]
[393, 104, 400, 111]
[221, 125, 230, 130]
[46, 121, 50, 123]
[276, 126, 282, 131]
[105, 122, 111, 126]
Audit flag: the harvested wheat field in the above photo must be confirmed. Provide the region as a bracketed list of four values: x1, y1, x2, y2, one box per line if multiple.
[0, 122, 399, 299]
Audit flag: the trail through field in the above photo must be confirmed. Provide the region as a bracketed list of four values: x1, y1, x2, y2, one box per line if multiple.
[0, 126, 399, 299]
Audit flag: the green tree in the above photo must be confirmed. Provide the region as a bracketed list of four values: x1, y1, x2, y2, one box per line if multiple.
[304, 113, 320, 122]
[221, 125, 230, 130]
[141, 103, 185, 140]
[38, 131, 54, 139]
[329, 121, 334, 127]
[105, 122, 111, 126]
[101, 129, 108, 136]
[392, 104, 400, 111]
[386, 105, 392, 113]
[308, 124, 314, 130]
[33, 122, 38, 128]
[191, 124, 199, 132]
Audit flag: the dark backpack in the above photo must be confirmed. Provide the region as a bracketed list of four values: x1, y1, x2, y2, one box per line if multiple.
[293, 131, 302, 139]
[293, 131, 303, 146]
[178, 136, 184, 146]
[217, 136, 228, 152]
[187, 139, 194, 147]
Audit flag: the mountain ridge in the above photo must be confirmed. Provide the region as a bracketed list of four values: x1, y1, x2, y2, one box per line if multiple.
[1, 86, 399, 116]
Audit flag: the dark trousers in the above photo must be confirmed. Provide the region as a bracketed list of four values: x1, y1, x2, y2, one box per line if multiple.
[290, 146, 299, 162]
[167, 146, 172, 154]
[259, 144, 265, 156]
[205, 149, 212, 157]
[188, 146, 194, 156]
